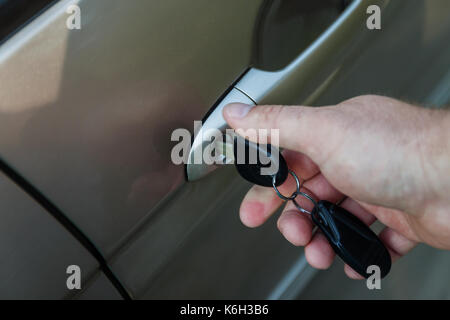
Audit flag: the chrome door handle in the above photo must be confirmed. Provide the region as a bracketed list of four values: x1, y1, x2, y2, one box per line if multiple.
[235, 0, 389, 105]
[187, 0, 389, 181]
[186, 88, 255, 181]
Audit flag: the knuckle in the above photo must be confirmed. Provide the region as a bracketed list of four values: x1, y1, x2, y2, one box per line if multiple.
[254, 105, 285, 129]
[340, 94, 381, 107]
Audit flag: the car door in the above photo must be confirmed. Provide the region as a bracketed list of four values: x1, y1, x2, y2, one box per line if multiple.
[0, 0, 268, 299]
[0, 0, 449, 299]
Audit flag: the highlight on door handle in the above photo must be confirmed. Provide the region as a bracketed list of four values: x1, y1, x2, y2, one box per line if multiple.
[186, 0, 389, 182]
[186, 88, 255, 182]
[235, 0, 389, 105]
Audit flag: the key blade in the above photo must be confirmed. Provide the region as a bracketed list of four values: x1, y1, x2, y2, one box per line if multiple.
[214, 139, 235, 165]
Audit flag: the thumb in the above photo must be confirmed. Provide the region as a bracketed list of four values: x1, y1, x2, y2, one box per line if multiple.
[223, 103, 337, 165]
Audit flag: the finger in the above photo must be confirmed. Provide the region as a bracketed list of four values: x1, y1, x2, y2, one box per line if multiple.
[239, 150, 319, 228]
[239, 185, 283, 228]
[223, 103, 340, 165]
[344, 225, 418, 280]
[378, 226, 418, 261]
[357, 202, 420, 242]
[305, 232, 336, 270]
[239, 171, 302, 228]
[304, 174, 343, 204]
[300, 178, 341, 270]
[277, 201, 313, 246]
[278, 177, 341, 267]
[278, 173, 341, 244]
[275, 180, 323, 246]
[340, 198, 377, 226]
[283, 149, 320, 180]
[344, 265, 365, 280]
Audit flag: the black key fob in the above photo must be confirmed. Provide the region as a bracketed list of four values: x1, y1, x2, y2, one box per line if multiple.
[311, 201, 391, 278]
[233, 137, 288, 187]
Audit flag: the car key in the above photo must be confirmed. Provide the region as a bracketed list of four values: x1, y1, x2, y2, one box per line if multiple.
[232, 137, 392, 279]
[309, 200, 392, 278]
[233, 135, 289, 187]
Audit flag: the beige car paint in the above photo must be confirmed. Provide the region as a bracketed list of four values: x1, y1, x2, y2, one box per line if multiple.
[0, 0, 449, 299]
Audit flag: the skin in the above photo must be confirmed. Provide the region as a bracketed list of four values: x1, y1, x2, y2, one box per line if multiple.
[223, 95, 450, 279]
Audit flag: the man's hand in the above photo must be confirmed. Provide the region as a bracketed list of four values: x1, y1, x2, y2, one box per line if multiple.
[223, 95, 450, 279]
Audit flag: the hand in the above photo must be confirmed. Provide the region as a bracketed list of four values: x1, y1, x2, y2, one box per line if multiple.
[223, 95, 450, 279]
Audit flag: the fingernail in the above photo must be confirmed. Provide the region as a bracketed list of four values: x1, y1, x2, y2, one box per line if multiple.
[224, 103, 252, 119]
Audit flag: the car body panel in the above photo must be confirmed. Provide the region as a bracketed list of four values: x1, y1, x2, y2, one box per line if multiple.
[0, 172, 99, 299]
[0, 0, 449, 299]
[75, 272, 122, 300]
[111, 0, 450, 299]
[0, 0, 262, 256]
[111, 166, 308, 299]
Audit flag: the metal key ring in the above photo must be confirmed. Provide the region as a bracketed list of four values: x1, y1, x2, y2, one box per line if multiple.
[272, 170, 303, 201]
[292, 192, 318, 215]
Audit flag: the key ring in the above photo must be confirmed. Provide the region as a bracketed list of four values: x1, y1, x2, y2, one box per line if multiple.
[272, 170, 317, 215]
[292, 192, 317, 215]
[272, 170, 302, 201]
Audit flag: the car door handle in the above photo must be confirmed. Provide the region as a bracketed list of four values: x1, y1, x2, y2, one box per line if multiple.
[187, 0, 388, 181]
[235, 0, 388, 105]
